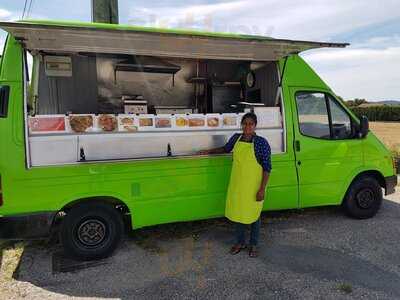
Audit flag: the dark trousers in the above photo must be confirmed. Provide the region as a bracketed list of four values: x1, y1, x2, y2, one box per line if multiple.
[235, 218, 261, 246]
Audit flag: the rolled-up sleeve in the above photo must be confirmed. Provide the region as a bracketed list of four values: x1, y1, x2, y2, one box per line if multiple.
[255, 137, 272, 173]
[224, 133, 240, 153]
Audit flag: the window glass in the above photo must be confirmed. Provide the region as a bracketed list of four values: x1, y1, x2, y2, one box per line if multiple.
[295, 92, 330, 139]
[328, 95, 353, 139]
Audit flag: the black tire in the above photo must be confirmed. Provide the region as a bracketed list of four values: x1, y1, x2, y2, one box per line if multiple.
[342, 176, 383, 219]
[60, 202, 124, 261]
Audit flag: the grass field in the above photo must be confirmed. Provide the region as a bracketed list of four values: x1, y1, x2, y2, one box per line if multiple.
[369, 122, 400, 155]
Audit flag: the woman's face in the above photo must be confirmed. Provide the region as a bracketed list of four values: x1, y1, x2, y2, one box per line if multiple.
[241, 117, 256, 136]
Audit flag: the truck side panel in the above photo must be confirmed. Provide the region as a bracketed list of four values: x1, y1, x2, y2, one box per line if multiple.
[0, 37, 298, 230]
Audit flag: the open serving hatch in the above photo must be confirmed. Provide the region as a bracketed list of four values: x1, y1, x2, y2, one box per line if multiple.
[0, 20, 349, 61]
[0, 20, 349, 167]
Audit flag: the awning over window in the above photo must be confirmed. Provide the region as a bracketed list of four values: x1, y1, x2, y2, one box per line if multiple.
[0, 20, 349, 61]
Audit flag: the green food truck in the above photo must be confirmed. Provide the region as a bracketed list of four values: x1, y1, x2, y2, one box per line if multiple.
[0, 20, 397, 260]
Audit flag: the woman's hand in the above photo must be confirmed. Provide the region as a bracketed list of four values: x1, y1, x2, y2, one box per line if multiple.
[256, 188, 265, 201]
[198, 150, 209, 155]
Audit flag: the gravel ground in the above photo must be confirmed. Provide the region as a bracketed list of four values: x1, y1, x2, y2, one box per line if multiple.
[1, 182, 400, 300]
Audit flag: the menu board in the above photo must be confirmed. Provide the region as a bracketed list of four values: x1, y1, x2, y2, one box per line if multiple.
[29, 112, 247, 135]
[28, 115, 66, 134]
[97, 114, 118, 132]
[188, 114, 206, 128]
[222, 113, 239, 128]
[173, 114, 189, 128]
[206, 114, 221, 128]
[138, 114, 155, 130]
[155, 115, 172, 129]
[118, 115, 138, 132]
[67, 114, 95, 133]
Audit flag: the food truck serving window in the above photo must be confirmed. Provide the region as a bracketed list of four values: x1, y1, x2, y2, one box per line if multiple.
[26, 51, 285, 167]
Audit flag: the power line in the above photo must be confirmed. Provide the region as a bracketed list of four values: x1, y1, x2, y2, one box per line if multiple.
[21, 0, 28, 19]
[27, 0, 35, 19]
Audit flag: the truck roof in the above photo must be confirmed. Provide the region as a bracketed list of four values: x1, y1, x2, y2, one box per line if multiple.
[0, 20, 349, 61]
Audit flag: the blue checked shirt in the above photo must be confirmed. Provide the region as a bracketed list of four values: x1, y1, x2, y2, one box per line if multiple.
[224, 133, 272, 173]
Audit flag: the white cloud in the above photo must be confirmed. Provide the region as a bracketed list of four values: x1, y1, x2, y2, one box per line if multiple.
[0, 8, 12, 19]
[302, 44, 400, 101]
[0, 7, 19, 22]
[127, 0, 400, 40]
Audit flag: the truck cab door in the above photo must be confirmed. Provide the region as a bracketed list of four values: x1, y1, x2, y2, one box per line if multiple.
[290, 88, 363, 208]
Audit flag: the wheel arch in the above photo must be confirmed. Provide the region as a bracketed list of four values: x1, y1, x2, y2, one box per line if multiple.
[342, 169, 386, 204]
[53, 195, 132, 232]
[61, 195, 130, 212]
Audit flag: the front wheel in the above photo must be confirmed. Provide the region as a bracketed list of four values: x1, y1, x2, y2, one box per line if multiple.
[60, 202, 124, 260]
[342, 176, 383, 219]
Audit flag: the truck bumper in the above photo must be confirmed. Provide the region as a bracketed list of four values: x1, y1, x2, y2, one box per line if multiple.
[0, 211, 56, 239]
[385, 175, 398, 195]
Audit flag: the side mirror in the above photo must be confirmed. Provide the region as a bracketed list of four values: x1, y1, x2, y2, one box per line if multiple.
[359, 115, 369, 138]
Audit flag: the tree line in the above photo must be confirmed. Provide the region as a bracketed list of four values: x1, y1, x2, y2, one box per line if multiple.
[343, 98, 400, 122]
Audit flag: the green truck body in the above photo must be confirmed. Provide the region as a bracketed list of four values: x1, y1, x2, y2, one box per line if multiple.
[0, 20, 396, 259]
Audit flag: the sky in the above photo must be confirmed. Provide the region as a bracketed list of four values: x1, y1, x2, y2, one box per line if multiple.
[0, 0, 399, 101]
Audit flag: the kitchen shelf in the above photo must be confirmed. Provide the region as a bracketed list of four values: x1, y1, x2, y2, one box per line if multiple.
[114, 56, 181, 85]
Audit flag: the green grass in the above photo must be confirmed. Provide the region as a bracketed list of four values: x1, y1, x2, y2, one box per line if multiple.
[337, 283, 353, 294]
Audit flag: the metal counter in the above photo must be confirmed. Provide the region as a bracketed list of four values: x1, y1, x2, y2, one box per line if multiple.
[28, 128, 284, 167]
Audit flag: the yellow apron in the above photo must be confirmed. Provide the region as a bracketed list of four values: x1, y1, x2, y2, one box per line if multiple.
[225, 138, 263, 224]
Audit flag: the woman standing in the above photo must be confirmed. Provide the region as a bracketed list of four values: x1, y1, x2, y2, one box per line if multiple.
[199, 112, 271, 257]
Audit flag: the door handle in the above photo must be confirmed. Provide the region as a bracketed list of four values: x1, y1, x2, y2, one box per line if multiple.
[80, 147, 86, 161]
[167, 143, 172, 157]
[295, 140, 300, 152]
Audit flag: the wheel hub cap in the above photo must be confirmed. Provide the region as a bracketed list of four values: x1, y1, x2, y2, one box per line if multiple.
[356, 189, 374, 209]
[77, 219, 106, 247]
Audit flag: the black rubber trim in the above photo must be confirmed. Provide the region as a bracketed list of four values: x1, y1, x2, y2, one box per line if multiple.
[0, 211, 56, 239]
[0, 85, 10, 118]
[385, 175, 397, 195]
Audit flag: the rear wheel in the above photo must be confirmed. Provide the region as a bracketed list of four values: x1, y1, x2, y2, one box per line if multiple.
[60, 202, 124, 260]
[342, 176, 383, 219]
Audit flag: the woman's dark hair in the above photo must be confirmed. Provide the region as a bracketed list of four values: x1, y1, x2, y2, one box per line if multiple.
[241, 112, 257, 125]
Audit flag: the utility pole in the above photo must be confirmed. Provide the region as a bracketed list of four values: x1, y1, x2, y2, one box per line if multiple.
[91, 0, 119, 24]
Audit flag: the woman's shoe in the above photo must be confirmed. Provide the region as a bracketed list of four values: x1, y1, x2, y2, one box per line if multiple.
[229, 244, 246, 255]
[248, 245, 258, 258]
